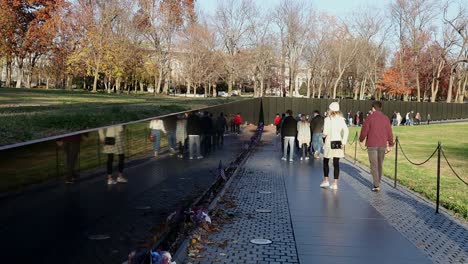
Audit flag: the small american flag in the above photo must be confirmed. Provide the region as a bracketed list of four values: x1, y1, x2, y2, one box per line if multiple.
[218, 160, 226, 180]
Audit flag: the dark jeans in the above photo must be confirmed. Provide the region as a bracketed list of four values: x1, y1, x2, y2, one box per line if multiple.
[202, 134, 212, 154]
[300, 144, 309, 158]
[64, 141, 80, 180]
[323, 157, 340, 179]
[235, 124, 240, 133]
[107, 154, 125, 175]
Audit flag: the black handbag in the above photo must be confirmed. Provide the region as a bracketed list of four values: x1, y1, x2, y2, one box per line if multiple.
[328, 117, 342, 149]
[330, 140, 342, 149]
[104, 137, 116, 145]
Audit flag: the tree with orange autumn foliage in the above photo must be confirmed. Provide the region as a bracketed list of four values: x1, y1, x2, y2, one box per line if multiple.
[377, 67, 411, 98]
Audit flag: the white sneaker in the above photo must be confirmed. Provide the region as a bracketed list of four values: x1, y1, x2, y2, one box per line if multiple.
[320, 181, 330, 188]
[305, 156, 310, 160]
[330, 184, 338, 190]
[281, 157, 287, 161]
[289, 159, 293, 162]
[154, 152, 159, 158]
[300, 157, 304, 161]
[189, 156, 194, 160]
[107, 179, 117, 185]
[117, 176, 128, 183]
[197, 155, 204, 159]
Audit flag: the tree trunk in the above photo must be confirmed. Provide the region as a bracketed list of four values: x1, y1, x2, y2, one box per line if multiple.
[253, 77, 258, 97]
[163, 76, 169, 94]
[139, 81, 144, 92]
[306, 76, 311, 98]
[332, 70, 345, 99]
[318, 79, 323, 98]
[156, 74, 162, 94]
[26, 69, 32, 88]
[459, 74, 467, 103]
[46, 78, 50, 90]
[212, 83, 217, 97]
[260, 78, 265, 97]
[92, 65, 99, 93]
[154, 75, 158, 96]
[228, 73, 233, 95]
[186, 79, 191, 95]
[116, 76, 121, 94]
[5, 59, 12, 87]
[15, 64, 23, 88]
[415, 71, 421, 102]
[446, 73, 454, 103]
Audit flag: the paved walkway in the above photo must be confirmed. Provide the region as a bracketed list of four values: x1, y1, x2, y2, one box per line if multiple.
[0, 130, 253, 264]
[189, 126, 467, 264]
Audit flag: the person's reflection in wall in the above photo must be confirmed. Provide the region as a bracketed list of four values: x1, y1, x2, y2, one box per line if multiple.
[176, 113, 188, 158]
[186, 111, 203, 159]
[99, 125, 128, 185]
[163, 114, 178, 155]
[56, 133, 87, 184]
[149, 118, 166, 158]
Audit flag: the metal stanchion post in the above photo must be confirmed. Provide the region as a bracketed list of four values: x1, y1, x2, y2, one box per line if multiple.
[436, 141, 441, 214]
[394, 137, 398, 188]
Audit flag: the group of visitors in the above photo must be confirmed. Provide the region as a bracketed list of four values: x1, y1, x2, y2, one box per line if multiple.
[275, 109, 325, 162]
[149, 112, 241, 161]
[57, 111, 242, 185]
[391, 111, 430, 126]
[277, 101, 394, 192]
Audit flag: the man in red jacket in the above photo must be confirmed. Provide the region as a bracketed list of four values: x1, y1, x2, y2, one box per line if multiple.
[359, 101, 394, 192]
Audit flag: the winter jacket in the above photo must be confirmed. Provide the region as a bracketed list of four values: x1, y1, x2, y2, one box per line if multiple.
[234, 115, 242, 125]
[215, 116, 228, 132]
[310, 115, 324, 133]
[274, 116, 282, 126]
[297, 121, 311, 146]
[186, 114, 202, 135]
[281, 116, 297, 137]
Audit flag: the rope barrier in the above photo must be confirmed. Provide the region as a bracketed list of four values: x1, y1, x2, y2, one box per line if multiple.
[441, 149, 468, 186]
[397, 141, 438, 166]
[348, 132, 357, 145]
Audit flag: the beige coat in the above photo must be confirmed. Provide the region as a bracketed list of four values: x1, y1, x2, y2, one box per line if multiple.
[99, 125, 126, 154]
[323, 116, 349, 159]
[297, 121, 311, 146]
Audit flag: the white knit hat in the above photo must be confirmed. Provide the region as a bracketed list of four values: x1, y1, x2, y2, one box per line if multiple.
[329, 102, 340, 112]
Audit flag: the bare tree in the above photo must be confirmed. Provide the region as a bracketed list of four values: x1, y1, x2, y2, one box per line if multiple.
[274, 0, 313, 97]
[214, 0, 255, 95]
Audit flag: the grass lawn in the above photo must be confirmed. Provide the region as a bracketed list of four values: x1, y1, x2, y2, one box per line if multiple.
[0, 88, 241, 146]
[346, 123, 468, 220]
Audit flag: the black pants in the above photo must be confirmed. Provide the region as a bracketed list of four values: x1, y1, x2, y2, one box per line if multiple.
[300, 144, 309, 158]
[107, 154, 125, 175]
[202, 135, 212, 154]
[323, 157, 340, 179]
[214, 131, 224, 146]
[235, 124, 240, 133]
[64, 141, 80, 180]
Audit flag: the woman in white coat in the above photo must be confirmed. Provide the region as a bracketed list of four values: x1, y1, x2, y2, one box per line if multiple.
[320, 102, 349, 190]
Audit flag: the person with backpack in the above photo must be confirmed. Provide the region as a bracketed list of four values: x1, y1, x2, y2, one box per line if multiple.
[186, 111, 203, 159]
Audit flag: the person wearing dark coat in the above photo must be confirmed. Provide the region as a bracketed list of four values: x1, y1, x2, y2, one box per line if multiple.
[214, 112, 228, 146]
[201, 111, 213, 155]
[186, 111, 202, 159]
[310, 110, 325, 159]
[281, 109, 297, 162]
